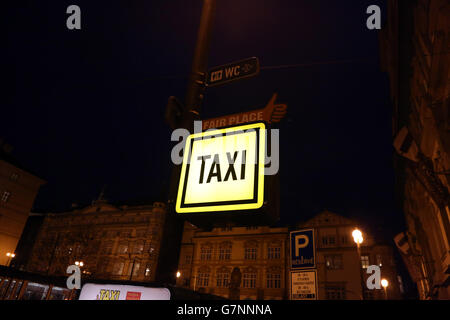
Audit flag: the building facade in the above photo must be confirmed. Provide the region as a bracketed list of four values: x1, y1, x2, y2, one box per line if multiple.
[0, 141, 45, 266]
[26, 200, 166, 282]
[176, 222, 289, 300]
[380, 0, 450, 299]
[177, 210, 402, 300]
[296, 211, 402, 300]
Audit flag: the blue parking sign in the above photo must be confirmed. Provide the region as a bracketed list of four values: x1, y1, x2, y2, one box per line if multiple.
[290, 229, 315, 269]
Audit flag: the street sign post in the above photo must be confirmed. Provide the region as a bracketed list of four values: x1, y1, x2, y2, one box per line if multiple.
[290, 229, 316, 269]
[290, 270, 318, 300]
[176, 122, 265, 214]
[206, 57, 260, 87]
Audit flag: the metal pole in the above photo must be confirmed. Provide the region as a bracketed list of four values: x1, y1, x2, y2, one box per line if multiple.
[129, 256, 136, 281]
[182, 0, 217, 130]
[356, 243, 365, 300]
[157, 0, 217, 285]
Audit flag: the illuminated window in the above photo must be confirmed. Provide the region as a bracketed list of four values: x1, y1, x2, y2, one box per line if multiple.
[112, 262, 124, 275]
[325, 255, 343, 269]
[244, 248, 257, 260]
[376, 254, 382, 267]
[216, 272, 230, 288]
[268, 247, 281, 259]
[145, 264, 152, 277]
[242, 273, 257, 288]
[1, 191, 11, 202]
[127, 262, 140, 276]
[133, 242, 144, 254]
[361, 255, 370, 268]
[266, 273, 281, 288]
[117, 243, 128, 254]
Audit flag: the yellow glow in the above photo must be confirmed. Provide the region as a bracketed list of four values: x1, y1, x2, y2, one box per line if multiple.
[176, 122, 265, 213]
[381, 279, 389, 288]
[352, 229, 363, 244]
[6, 253, 10, 257]
[176, 271, 181, 278]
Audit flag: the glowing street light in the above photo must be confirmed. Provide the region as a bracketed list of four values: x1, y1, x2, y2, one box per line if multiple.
[352, 229, 363, 245]
[75, 261, 84, 267]
[352, 229, 365, 300]
[176, 271, 181, 278]
[6, 252, 16, 267]
[381, 279, 389, 300]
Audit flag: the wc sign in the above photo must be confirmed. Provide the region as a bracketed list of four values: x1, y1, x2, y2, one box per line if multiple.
[290, 229, 316, 269]
[176, 122, 265, 213]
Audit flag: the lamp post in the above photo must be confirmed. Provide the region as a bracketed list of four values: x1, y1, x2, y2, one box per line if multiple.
[381, 279, 389, 300]
[352, 229, 365, 300]
[6, 252, 15, 267]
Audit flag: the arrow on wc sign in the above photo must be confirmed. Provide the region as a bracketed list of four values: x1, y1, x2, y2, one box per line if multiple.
[206, 57, 260, 87]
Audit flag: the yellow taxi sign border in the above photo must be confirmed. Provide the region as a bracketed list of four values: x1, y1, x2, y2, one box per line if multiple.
[176, 122, 266, 213]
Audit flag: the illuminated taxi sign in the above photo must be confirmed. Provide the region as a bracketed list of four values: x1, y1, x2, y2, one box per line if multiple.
[176, 122, 265, 213]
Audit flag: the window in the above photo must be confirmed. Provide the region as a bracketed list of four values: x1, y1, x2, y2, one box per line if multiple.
[364, 290, 375, 300]
[220, 226, 232, 231]
[145, 264, 152, 277]
[133, 242, 144, 254]
[10, 173, 19, 181]
[112, 262, 124, 275]
[376, 254, 382, 267]
[325, 286, 346, 300]
[341, 235, 348, 245]
[21, 282, 49, 300]
[268, 247, 281, 259]
[127, 262, 140, 276]
[244, 248, 257, 260]
[117, 243, 128, 254]
[216, 272, 230, 288]
[196, 272, 210, 287]
[218, 244, 231, 260]
[322, 235, 336, 246]
[102, 241, 113, 255]
[243, 273, 257, 288]
[185, 255, 192, 264]
[266, 273, 281, 288]
[200, 246, 212, 261]
[361, 255, 370, 269]
[1, 191, 11, 202]
[246, 226, 258, 230]
[325, 255, 343, 269]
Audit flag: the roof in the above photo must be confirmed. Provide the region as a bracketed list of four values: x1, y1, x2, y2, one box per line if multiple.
[0, 143, 46, 182]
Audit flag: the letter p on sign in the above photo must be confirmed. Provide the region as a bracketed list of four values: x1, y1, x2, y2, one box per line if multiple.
[295, 235, 309, 256]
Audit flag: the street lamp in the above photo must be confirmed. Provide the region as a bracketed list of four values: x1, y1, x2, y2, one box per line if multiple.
[6, 252, 15, 267]
[352, 229, 365, 300]
[176, 271, 181, 278]
[75, 261, 84, 267]
[381, 279, 389, 300]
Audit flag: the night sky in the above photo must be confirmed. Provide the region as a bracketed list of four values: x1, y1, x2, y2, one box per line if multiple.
[4, 1, 405, 239]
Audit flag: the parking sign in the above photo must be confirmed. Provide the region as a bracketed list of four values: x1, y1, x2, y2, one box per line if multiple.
[290, 229, 315, 269]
